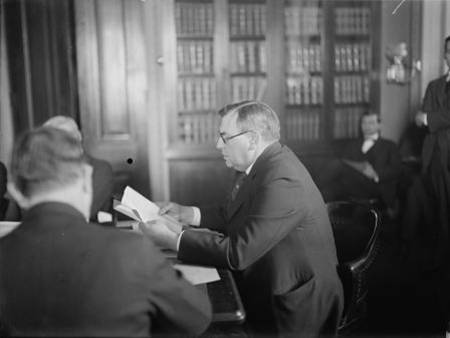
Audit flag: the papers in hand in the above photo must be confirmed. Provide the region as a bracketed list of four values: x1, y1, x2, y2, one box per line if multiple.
[113, 186, 179, 226]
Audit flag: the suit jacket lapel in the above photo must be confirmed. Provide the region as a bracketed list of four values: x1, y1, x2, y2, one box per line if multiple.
[226, 142, 282, 219]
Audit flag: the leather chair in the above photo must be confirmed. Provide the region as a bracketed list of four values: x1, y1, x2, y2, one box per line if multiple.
[327, 201, 381, 334]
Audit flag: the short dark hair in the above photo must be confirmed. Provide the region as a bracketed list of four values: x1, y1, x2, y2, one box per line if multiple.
[361, 111, 380, 123]
[218, 100, 280, 141]
[10, 127, 87, 197]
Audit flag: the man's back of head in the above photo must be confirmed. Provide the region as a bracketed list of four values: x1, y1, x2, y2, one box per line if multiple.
[43, 115, 82, 141]
[8, 126, 92, 220]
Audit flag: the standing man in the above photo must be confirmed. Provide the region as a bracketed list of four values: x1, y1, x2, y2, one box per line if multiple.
[414, 35, 450, 326]
[415, 35, 450, 266]
[319, 111, 402, 212]
[141, 101, 343, 337]
[0, 127, 211, 336]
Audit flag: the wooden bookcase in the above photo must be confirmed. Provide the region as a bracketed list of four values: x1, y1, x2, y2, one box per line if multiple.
[163, 0, 380, 204]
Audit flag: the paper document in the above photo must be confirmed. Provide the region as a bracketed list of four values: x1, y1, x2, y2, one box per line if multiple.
[173, 264, 220, 285]
[113, 186, 179, 226]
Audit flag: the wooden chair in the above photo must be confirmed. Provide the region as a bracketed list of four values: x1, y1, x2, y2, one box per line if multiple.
[327, 201, 381, 334]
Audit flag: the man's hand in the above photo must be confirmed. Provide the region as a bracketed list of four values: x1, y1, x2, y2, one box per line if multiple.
[158, 201, 195, 225]
[415, 111, 427, 127]
[139, 219, 180, 251]
[362, 162, 379, 182]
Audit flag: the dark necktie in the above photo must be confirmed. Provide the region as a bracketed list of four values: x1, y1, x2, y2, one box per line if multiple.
[230, 172, 246, 201]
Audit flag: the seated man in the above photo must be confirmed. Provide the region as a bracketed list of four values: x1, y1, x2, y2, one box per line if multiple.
[318, 111, 402, 210]
[0, 127, 211, 336]
[140, 101, 344, 337]
[43, 116, 114, 222]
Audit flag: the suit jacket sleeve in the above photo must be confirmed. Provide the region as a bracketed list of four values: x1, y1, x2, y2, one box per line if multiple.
[423, 80, 450, 133]
[138, 237, 212, 334]
[373, 142, 402, 182]
[179, 172, 305, 270]
[199, 205, 228, 232]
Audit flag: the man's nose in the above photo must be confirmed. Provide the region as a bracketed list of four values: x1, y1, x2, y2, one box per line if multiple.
[216, 137, 223, 149]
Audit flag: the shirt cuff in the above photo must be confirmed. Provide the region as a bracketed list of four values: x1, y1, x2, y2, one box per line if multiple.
[191, 207, 201, 226]
[176, 230, 184, 251]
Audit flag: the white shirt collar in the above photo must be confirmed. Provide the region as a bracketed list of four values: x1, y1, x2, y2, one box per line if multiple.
[364, 133, 379, 142]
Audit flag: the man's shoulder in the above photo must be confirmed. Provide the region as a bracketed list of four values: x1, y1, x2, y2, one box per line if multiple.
[376, 137, 399, 150]
[428, 75, 446, 88]
[87, 155, 113, 173]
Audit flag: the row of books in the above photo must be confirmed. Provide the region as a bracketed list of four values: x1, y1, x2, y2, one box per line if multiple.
[177, 41, 213, 74]
[178, 112, 220, 145]
[286, 43, 322, 73]
[175, 2, 214, 36]
[334, 75, 370, 104]
[284, 6, 322, 36]
[335, 43, 371, 72]
[231, 77, 267, 102]
[335, 7, 371, 35]
[284, 111, 321, 141]
[229, 4, 267, 37]
[333, 107, 363, 139]
[230, 41, 266, 73]
[177, 78, 216, 111]
[286, 76, 323, 105]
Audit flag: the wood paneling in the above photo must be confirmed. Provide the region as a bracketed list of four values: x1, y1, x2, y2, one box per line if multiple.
[75, 0, 150, 196]
[169, 158, 233, 206]
[4, 0, 77, 132]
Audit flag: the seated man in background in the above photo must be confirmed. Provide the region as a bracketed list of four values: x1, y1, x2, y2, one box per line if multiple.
[0, 127, 211, 337]
[318, 111, 402, 212]
[140, 101, 344, 337]
[0, 161, 6, 220]
[44, 115, 114, 222]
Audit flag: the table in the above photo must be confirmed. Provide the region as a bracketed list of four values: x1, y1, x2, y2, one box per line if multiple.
[116, 221, 246, 324]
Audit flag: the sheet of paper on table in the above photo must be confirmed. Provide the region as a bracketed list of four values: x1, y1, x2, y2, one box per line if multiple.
[162, 250, 220, 285]
[174, 263, 220, 285]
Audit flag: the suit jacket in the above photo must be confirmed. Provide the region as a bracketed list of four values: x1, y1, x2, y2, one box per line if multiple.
[87, 155, 114, 221]
[421, 75, 450, 172]
[0, 162, 6, 220]
[0, 202, 211, 337]
[342, 137, 402, 205]
[178, 142, 343, 337]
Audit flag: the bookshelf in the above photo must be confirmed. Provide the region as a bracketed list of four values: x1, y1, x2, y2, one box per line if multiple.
[175, 0, 219, 145]
[284, 0, 323, 143]
[171, 0, 378, 149]
[332, 2, 374, 140]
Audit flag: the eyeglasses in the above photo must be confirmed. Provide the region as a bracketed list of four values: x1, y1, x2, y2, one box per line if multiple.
[218, 130, 253, 144]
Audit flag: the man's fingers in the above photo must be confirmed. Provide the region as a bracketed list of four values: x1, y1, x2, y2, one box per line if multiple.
[158, 202, 172, 215]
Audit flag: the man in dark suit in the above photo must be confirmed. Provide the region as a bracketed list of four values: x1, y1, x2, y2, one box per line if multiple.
[0, 161, 6, 220]
[0, 127, 212, 337]
[318, 111, 401, 210]
[140, 101, 343, 337]
[43, 116, 114, 222]
[412, 35, 450, 327]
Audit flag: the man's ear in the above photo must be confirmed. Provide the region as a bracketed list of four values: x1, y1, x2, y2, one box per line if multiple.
[7, 182, 30, 209]
[248, 131, 259, 151]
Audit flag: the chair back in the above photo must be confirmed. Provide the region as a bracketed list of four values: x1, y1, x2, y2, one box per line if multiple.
[327, 201, 381, 334]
